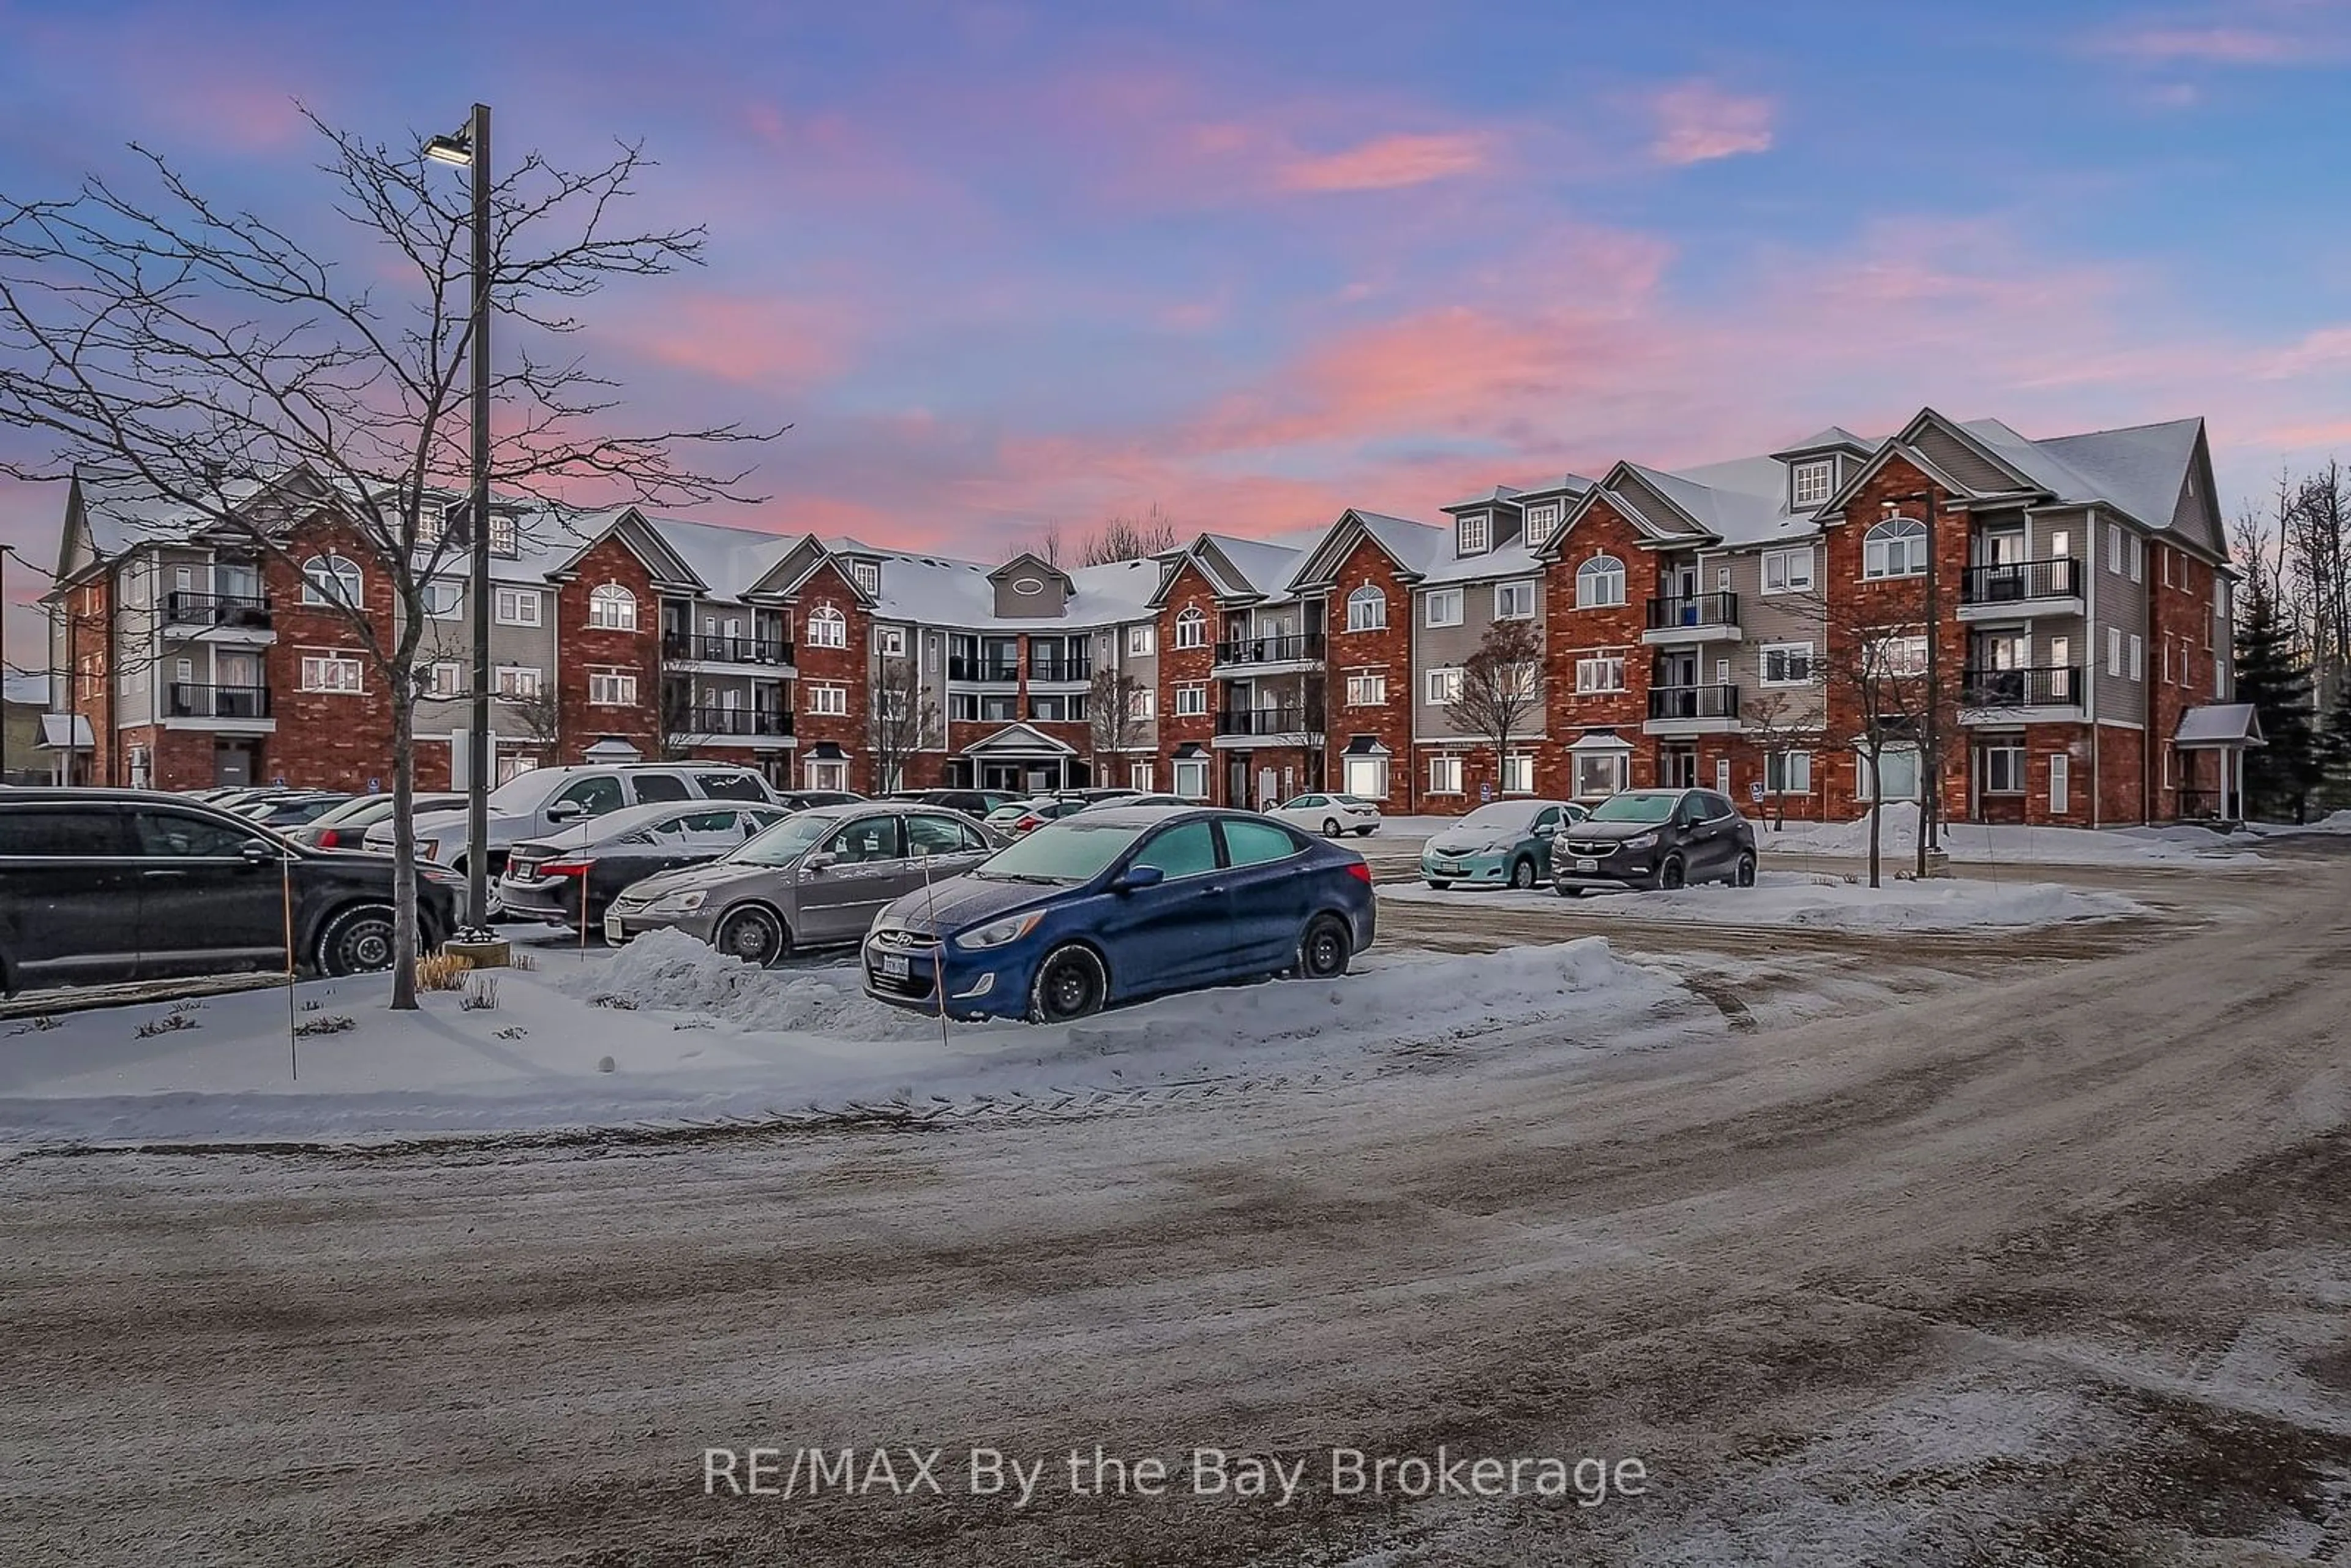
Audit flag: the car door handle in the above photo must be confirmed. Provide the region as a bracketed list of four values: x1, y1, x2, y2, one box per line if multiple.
[141, 868, 188, 879]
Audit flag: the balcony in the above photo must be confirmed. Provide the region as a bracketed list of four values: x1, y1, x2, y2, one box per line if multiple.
[1212, 707, 1325, 746]
[1211, 631, 1327, 674]
[1644, 683, 1741, 735]
[948, 658, 1021, 683]
[1958, 558, 2083, 620]
[163, 591, 273, 635]
[661, 631, 793, 668]
[1642, 593, 1742, 645]
[166, 682, 273, 726]
[1026, 658, 1093, 685]
[1959, 664, 2083, 722]
[683, 707, 793, 741]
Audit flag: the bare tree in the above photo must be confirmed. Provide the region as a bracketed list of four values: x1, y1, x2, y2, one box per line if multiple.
[867, 652, 934, 795]
[1740, 685, 1815, 831]
[1807, 598, 1962, 887]
[1078, 503, 1179, 566]
[657, 678, 699, 763]
[1443, 617, 1545, 794]
[1087, 664, 1143, 782]
[1029, 519, 1067, 569]
[0, 111, 776, 1007]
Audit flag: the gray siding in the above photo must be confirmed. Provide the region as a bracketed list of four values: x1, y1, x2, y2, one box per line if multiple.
[1913, 426, 2020, 493]
[2087, 509, 2151, 725]
[1715, 545, 1826, 732]
[991, 571, 1069, 620]
[1411, 576, 1545, 740]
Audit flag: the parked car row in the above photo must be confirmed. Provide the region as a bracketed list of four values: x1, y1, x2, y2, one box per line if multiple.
[1413, 788, 1761, 895]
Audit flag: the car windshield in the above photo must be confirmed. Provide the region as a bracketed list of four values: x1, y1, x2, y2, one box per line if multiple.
[482, 770, 569, 814]
[308, 795, 391, 828]
[1584, 792, 1679, 823]
[970, 819, 1149, 884]
[722, 812, 833, 866]
[1460, 802, 1535, 831]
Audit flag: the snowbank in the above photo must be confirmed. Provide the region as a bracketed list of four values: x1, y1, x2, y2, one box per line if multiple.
[1381, 869, 2148, 931]
[1757, 801, 2261, 868]
[0, 937, 1695, 1147]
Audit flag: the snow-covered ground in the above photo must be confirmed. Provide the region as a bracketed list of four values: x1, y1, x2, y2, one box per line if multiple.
[1755, 801, 2264, 868]
[1381, 868, 2150, 931]
[0, 929, 1697, 1147]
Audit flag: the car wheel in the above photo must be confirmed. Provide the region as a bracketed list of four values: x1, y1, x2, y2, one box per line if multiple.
[1555, 885, 1584, 899]
[1322, 818, 1340, 837]
[1732, 852, 1757, 888]
[714, 906, 788, 969]
[316, 902, 400, 977]
[1658, 855, 1687, 891]
[1425, 879, 1450, 890]
[1295, 914, 1352, 980]
[1508, 857, 1536, 891]
[1028, 945, 1107, 1023]
[1354, 826, 1375, 837]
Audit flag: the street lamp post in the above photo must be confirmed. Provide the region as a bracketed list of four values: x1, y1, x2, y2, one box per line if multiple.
[0, 541, 16, 784]
[426, 104, 494, 935]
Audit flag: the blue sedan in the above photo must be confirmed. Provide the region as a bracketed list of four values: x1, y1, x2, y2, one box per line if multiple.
[861, 805, 1376, 1023]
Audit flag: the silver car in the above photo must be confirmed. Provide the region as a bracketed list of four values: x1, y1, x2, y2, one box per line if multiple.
[604, 802, 1002, 966]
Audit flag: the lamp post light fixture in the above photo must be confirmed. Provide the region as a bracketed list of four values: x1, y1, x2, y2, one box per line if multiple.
[425, 103, 495, 936]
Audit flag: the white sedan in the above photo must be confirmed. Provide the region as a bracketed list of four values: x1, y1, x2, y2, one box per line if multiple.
[1265, 792, 1382, 837]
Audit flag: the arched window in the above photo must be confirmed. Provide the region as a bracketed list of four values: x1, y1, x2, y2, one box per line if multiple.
[587, 582, 638, 631]
[1575, 553, 1625, 609]
[1864, 517, 1929, 579]
[1174, 606, 1207, 650]
[301, 554, 362, 607]
[806, 604, 847, 649]
[1346, 583, 1387, 632]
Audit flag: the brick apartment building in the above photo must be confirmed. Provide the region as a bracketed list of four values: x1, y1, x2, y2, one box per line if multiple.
[37, 408, 2245, 828]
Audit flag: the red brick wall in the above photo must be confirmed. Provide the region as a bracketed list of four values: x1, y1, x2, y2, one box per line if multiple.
[2094, 723, 2147, 825]
[263, 517, 398, 790]
[118, 723, 219, 791]
[1546, 499, 1656, 793]
[1322, 538, 1411, 809]
[557, 534, 659, 764]
[1154, 561, 1218, 788]
[2146, 542, 2223, 819]
[62, 574, 114, 784]
[789, 559, 872, 790]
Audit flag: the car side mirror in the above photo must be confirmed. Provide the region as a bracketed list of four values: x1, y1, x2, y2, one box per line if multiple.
[803, 852, 836, 872]
[545, 801, 586, 823]
[238, 839, 280, 867]
[1114, 864, 1165, 893]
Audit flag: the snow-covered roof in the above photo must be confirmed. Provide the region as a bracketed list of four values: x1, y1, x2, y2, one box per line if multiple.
[2175, 703, 2264, 747]
[3, 672, 47, 708]
[2025, 418, 2206, 535]
[642, 514, 801, 596]
[39, 713, 92, 749]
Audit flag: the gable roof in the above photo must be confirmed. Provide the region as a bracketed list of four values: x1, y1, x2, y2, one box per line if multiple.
[1286, 509, 1445, 591]
[986, 550, 1074, 590]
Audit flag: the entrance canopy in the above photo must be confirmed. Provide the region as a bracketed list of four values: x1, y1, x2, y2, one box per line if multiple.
[2173, 704, 2263, 823]
[962, 721, 1076, 757]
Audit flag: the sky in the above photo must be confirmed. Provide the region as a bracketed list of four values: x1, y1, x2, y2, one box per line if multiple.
[6, 0, 2351, 676]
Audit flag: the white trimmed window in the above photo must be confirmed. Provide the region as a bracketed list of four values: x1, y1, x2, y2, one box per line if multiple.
[1573, 748, 1629, 800]
[1128, 762, 1155, 791]
[1343, 752, 1389, 798]
[850, 560, 880, 595]
[1173, 683, 1207, 716]
[1866, 634, 1929, 678]
[1428, 754, 1464, 794]
[416, 505, 448, 547]
[1575, 554, 1626, 608]
[2128, 534, 2143, 583]
[1346, 584, 1388, 632]
[426, 661, 462, 698]
[1760, 642, 1815, 686]
[1128, 625, 1156, 656]
[1791, 460, 1834, 508]
[1573, 656, 1625, 693]
[489, 514, 519, 558]
[1523, 502, 1562, 546]
[2107, 523, 2124, 574]
[494, 587, 542, 628]
[1761, 547, 1815, 595]
[1764, 750, 1812, 795]
[1862, 518, 1927, 579]
[806, 606, 847, 649]
[2107, 626, 2124, 677]
[1424, 588, 1463, 628]
[1345, 671, 1387, 707]
[1127, 688, 1155, 721]
[875, 625, 906, 658]
[299, 651, 363, 692]
[587, 667, 636, 707]
[808, 683, 849, 716]
[1174, 607, 1207, 649]
[495, 666, 542, 699]
[2128, 634, 2143, 682]
[1426, 667, 1463, 705]
[1172, 758, 1209, 800]
[1494, 579, 1537, 620]
[1502, 754, 1535, 793]
[421, 580, 463, 619]
[1856, 745, 1922, 801]
[587, 583, 637, 631]
[301, 555, 363, 608]
[1456, 512, 1490, 556]
[1982, 744, 2027, 795]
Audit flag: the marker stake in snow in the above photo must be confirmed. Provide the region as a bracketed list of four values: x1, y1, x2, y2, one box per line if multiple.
[917, 850, 949, 1051]
[280, 842, 298, 1082]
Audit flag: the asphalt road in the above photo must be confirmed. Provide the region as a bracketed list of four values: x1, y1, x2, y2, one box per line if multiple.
[3, 851, 2347, 1564]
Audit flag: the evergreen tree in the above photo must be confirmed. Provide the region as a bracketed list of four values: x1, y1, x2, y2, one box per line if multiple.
[2235, 582, 2321, 820]
[2318, 672, 2351, 811]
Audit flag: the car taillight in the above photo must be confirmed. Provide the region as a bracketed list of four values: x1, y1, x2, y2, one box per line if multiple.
[1344, 861, 1373, 884]
[1014, 816, 1042, 832]
[316, 828, 341, 847]
[541, 860, 593, 877]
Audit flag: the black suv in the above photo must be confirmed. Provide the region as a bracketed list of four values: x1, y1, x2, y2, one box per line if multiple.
[1551, 787, 1758, 895]
[0, 789, 463, 993]
[883, 788, 1022, 819]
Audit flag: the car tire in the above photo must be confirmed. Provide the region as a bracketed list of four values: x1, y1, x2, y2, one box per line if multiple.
[316, 902, 400, 977]
[1425, 879, 1450, 890]
[1354, 826, 1375, 837]
[714, 906, 789, 969]
[1555, 885, 1584, 899]
[1322, 818, 1340, 837]
[1732, 852, 1757, 888]
[1508, 857, 1536, 890]
[1658, 855, 1687, 891]
[1295, 913, 1352, 980]
[1028, 944, 1107, 1024]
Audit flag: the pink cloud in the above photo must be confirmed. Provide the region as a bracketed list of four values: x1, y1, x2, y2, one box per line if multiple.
[606, 293, 855, 388]
[1649, 82, 1775, 166]
[2102, 26, 2311, 64]
[2258, 324, 2351, 378]
[1273, 131, 1495, 193]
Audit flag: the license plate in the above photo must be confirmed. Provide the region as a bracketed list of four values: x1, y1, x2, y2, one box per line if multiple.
[512, 861, 536, 881]
[1575, 858, 1599, 873]
[879, 953, 910, 979]
[604, 912, 623, 943]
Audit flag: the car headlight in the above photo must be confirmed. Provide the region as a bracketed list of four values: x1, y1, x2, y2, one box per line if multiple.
[1622, 832, 1658, 851]
[416, 839, 438, 860]
[649, 890, 707, 914]
[954, 911, 1043, 951]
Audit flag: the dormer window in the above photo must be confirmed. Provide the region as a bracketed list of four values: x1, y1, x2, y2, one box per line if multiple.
[1457, 512, 1490, 556]
[850, 560, 879, 595]
[1523, 502, 1561, 546]
[1791, 460, 1834, 508]
[416, 503, 448, 547]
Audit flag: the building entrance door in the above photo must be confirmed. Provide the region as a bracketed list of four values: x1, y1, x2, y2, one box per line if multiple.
[1660, 744, 1697, 789]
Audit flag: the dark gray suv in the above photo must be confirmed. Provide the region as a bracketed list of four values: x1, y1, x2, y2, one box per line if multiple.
[1551, 788, 1758, 895]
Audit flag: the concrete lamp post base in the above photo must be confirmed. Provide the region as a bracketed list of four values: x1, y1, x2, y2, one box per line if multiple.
[444, 936, 512, 970]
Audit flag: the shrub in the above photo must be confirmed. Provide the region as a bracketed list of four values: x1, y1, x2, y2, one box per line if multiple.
[416, 951, 471, 992]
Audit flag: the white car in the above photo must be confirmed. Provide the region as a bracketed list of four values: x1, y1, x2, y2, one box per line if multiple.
[1265, 792, 1382, 837]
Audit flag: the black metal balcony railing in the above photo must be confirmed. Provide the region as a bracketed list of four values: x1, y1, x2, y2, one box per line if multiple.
[685, 707, 792, 737]
[1960, 558, 2082, 605]
[1213, 631, 1327, 666]
[1646, 683, 1739, 721]
[164, 591, 272, 629]
[1644, 592, 1739, 632]
[661, 632, 792, 666]
[1026, 658, 1094, 683]
[1961, 664, 2083, 708]
[948, 658, 1021, 683]
[1214, 707, 1324, 737]
[168, 682, 271, 719]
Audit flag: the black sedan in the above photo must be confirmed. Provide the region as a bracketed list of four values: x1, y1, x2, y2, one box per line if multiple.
[1551, 787, 1758, 894]
[0, 787, 463, 992]
[496, 800, 792, 929]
